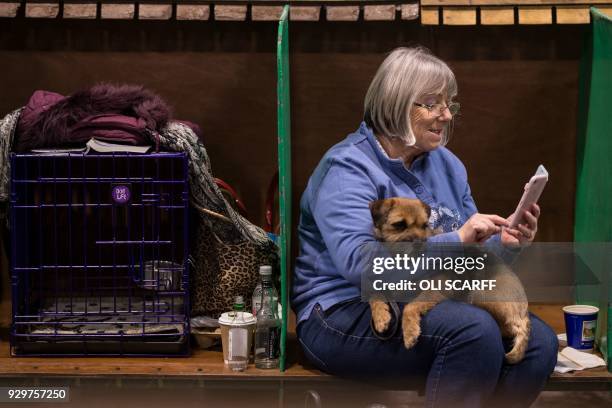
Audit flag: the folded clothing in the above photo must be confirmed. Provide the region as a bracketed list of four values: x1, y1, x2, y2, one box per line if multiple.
[14, 84, 171, 152]
[70, 114, 149, 145]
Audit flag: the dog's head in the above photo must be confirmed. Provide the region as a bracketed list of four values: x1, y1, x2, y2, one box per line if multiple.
[369, 198, 434, 242]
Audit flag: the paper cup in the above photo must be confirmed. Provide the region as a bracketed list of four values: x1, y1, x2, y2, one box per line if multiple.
[218, 312, 256, 371]
[563, 305, 599, 351]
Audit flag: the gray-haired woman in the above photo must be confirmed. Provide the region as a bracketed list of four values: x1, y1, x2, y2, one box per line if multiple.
[292, 47, 557, 407]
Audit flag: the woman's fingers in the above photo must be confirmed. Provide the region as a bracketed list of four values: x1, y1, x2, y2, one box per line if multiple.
[462, 213, 514, 243]
[517, 223, 534, 240]
[531, 203, 541, 218]
[464, 210, 538, 244]
[483, 214, 510, 227]
[474, 217, 500, 240]
[484, 217, 502, 235]
[504, 228, 522, 238]
[523, 209, 538, 230]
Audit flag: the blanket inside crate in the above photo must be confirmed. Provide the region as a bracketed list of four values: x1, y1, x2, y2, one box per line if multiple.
[29, 296, 184, 336]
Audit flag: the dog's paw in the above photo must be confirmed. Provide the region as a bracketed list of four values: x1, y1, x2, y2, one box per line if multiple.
[401, 312, 421, 349]
[402, 327, 420, 349]
[371, 302, 392, 334]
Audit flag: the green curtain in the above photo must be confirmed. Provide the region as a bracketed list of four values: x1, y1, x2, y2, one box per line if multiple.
[575, 7, 612, 370]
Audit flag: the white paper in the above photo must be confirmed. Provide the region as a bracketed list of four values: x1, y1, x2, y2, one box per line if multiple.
[554, 346, 606, 373]
[86, 138, 151, 154]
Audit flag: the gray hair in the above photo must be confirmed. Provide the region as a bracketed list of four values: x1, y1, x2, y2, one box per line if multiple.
[364, 47, 458, 146]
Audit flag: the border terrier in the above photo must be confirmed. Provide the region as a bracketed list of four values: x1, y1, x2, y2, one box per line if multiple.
[368, 197, 530, 364]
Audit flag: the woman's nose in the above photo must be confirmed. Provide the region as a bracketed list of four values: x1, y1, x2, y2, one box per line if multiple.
[438, 108, 453, 122]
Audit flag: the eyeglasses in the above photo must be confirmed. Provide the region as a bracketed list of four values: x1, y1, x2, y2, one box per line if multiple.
[413, 101, 460, 117]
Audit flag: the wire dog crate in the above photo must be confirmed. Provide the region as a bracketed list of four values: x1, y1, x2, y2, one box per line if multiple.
[10, 152, 190, 356]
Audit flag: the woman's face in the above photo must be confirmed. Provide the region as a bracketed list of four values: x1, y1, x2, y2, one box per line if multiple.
[409, 93, 453, 152]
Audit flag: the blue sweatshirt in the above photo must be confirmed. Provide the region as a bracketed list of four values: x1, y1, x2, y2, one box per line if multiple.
[292, 122, 506, 324]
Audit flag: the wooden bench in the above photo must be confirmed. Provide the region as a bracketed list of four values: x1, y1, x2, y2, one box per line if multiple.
[0, 308, 608, 408]
[0, 304, 608, 392]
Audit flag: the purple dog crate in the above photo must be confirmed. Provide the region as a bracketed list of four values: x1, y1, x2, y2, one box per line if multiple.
[9, 152, 190, 356]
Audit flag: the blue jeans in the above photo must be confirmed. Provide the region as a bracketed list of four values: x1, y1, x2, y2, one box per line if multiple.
[297, 299, 558, 408]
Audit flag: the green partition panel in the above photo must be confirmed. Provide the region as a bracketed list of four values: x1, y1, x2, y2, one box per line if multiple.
[575, 7, 612, 370]
[277, 5, 291, 372]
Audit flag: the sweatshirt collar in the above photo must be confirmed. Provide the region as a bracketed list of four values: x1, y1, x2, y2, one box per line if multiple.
[359, 122, 428, 174]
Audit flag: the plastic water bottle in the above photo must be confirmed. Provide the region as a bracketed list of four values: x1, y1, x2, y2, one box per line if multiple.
[254, 271, 280, 369]
[252, 266, 278, 315]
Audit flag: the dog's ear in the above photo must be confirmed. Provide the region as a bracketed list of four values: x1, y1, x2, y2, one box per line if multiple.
[369, 198, 394, 227]
[420, 201, 431, 219]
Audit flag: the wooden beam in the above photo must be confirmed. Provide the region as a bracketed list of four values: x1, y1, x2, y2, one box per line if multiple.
[101, 3, 135, 20]
[25, 3, 59, 19]
[215, 5, 247, 21]
[252, 5, 284, 21]
[421, 6, 440, 25]
[290, 6, 321, 21]
[518, 6, 553, 24]
[364, 5, 397, 21]
[401, 3, 420, 21]
[63, 3, 98, 20]
[596, 6, 612, 17]
[480, 6, 515, 25]
[325, 5, 360, 21]
[442, 6, 476, 25]
[0, 2, 20, 18]
[176, 4, 210, 21]
[139, 4, 173, 20]
[556, 6, 590, 24]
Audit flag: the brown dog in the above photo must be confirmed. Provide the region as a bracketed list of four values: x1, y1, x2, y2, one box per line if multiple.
[368, 197, 530, 364]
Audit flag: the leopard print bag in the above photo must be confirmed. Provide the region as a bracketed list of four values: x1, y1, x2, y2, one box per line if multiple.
[191, 210, 278, 318]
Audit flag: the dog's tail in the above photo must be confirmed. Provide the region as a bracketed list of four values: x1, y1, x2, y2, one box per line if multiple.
[504, 317, 531, 364]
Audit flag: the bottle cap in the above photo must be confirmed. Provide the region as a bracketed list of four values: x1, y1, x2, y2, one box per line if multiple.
[234, 296, 244, 304]
[259, 265, 272, 276]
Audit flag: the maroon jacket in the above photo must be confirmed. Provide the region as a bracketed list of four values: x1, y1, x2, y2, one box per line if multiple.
[14, 84, 173, 152]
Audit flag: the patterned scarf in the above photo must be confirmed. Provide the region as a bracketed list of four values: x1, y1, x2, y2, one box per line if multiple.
[0, 109, 22, 203]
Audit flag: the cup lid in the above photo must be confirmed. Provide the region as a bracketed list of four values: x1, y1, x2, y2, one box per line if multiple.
[563, 305, 599, 315]
[218, 311, 256, 326]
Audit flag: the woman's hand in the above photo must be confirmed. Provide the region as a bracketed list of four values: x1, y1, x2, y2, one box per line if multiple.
[501, 203, 540, 245]
[458, 213, 510, 243]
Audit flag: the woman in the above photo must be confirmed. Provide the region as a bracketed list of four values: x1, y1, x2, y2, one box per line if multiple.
[292, 47, 557, 407]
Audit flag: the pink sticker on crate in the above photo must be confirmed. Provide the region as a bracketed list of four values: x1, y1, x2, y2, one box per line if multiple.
[112, 185, 131, 204]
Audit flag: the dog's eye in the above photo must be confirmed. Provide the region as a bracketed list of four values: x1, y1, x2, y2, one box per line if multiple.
[391, 220, 407, 230]
[422, 223, 429, 229]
